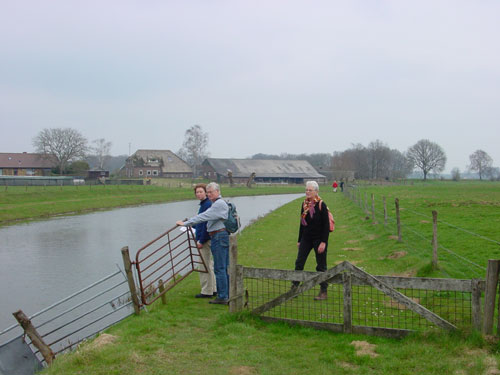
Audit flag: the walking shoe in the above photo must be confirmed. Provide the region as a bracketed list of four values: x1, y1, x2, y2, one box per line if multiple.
[209, 298, 229, 305]
[314, 291, 327, 301]
[213, 292, 218, 296]
[195, 293, 214, 298]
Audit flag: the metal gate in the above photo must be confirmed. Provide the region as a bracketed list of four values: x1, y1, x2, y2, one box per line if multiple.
[134, 225, 208, 305]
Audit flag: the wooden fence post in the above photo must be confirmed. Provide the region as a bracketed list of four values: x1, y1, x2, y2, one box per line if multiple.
[343, 272, 352, 333]
[395, 198, 402, 242]
[383, 196, 387, 226]
[371, 193, 376, 224]
[158, 279, 167, 305]
[121, 246, 141, 315]
[432, 210, 438, 269]
[229, 235, 239, 312]
[483, 260, 500, 334]
[364, 192, 368, 213]
[471, 279, 482, 331]
[13, 310, 55, 365]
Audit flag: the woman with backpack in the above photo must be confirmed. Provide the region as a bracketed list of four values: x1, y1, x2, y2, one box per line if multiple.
[293, 180, 331, 300]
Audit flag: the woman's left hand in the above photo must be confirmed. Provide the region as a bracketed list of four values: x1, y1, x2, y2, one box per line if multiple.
[318, 242, 326, 254]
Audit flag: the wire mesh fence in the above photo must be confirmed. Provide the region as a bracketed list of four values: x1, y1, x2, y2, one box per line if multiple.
[241, 264, 483, 336]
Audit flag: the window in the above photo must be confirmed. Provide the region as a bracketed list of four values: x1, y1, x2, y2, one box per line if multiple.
[147, 170, 151, 176]
[139, 170, 143, 176]
[0, 169, 2, 175]
[153, 170, 159, 176]
[26, 169, 35, 176]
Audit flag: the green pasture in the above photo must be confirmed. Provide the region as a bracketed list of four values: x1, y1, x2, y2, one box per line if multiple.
[0, 182, 304, 226]
[41, 181, 500, 375]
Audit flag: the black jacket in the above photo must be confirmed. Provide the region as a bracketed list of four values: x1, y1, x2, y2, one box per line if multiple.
[298, 201, 330, 243]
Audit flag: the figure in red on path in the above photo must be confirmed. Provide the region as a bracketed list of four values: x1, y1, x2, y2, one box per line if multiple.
[332, 180, 338, 193]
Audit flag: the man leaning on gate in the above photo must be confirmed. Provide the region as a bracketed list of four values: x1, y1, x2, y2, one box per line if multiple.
[177, 182, 230, 305]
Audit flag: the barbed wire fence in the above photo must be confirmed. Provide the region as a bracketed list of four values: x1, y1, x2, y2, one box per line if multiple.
[343, 184, 499, 279]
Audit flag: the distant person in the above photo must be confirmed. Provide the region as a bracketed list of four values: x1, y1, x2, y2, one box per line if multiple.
[340, 180, 344, 192]
[177, 182, 230, 305]
[192, 183, 216, 299]
[332, 180, 338, 192]
[293, 181, 331, 300]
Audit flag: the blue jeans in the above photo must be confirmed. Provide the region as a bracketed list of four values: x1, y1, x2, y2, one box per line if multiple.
[210, 230, 230, 300]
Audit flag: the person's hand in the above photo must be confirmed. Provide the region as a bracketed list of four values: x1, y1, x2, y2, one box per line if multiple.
[318, 242, 326, 254]
[196, 242, 203, 249]
[176, 220, 185, 226]
[297, 242, 300, 248]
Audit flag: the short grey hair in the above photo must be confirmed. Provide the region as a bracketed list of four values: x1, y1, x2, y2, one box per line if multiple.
[306, 181, 319, 192]
[206, 182, 220, 192]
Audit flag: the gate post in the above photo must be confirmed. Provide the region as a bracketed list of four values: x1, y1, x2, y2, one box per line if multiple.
[483, 260, 500, 334]
[343, 272, 352, 333]
[13, 310, 55, 365]
[121, 246, 141, 315]
[471, 279, 482, 331]
[229, 235, 240, 312]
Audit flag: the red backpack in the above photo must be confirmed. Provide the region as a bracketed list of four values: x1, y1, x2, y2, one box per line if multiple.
[319, 200, 335, 232]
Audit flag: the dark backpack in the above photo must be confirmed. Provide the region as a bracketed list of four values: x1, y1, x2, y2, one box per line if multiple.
[224, 201, 241, 233]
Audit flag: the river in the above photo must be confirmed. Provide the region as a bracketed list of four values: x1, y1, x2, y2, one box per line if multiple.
[0, 194, 302, 331]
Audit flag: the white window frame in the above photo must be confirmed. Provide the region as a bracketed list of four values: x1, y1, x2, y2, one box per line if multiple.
[139, 170, 144, 176]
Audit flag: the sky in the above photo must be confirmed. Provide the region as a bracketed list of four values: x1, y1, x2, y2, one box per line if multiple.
[1, 1, 499, 173]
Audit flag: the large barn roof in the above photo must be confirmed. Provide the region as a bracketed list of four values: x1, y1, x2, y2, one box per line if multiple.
[204, 158, 325, 179]
[0, 152, 56, 169]
[130, 150, 192, 173]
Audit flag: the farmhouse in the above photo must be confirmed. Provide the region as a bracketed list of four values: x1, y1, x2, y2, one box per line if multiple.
[0, 152, 55, 176]
[202, 158, 326, 184]
[120, 149, 192, 178]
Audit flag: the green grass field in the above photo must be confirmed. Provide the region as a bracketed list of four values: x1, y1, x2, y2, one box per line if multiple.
[0, 182, 304, 226]
[30, 181, 500, 374]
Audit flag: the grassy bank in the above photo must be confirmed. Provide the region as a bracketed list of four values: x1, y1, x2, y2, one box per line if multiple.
[0, 183, 304, 226]
[42, 183, 500, 374]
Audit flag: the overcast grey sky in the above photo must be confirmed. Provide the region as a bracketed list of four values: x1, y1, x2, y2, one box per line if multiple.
[1, 1, 499, 172]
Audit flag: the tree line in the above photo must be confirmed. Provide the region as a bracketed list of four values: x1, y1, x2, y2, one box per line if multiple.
[31, 126, 498, 181]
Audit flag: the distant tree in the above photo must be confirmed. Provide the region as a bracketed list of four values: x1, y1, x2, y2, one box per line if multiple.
[484, 166, 500, 181]
[468, 149, 493, 180]
[67, 160, 90, 175]
[451, 167, 461, 181]
[178, 125, 209, 177]
[33, 128, 88, 176]
[407, 139, 447, 181]
[91, 138, 112, 170]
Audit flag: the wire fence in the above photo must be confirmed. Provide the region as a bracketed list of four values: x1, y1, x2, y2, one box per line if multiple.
[344, 185, 499, 278]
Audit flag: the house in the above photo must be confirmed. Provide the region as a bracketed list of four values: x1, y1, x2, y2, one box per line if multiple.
[120, 150, 192, 178]
[202, 158, 326, 184]
[0, 152, 55, 176]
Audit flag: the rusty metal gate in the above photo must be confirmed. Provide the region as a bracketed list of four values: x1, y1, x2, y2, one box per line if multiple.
[238, 261, 484, 338]
[134, 225, 208, 305]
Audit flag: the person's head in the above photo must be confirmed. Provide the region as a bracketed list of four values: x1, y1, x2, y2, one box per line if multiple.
[206, 182, 221, 202]
[194, 183, 207, 201]
[305, 180, 319, 199]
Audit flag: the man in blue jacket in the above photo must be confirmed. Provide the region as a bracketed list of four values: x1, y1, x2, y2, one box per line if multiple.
[192, 183, 216, 298]
[177, 182, 230, 305]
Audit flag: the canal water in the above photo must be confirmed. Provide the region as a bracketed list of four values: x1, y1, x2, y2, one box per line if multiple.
[0, 194, 302, 331]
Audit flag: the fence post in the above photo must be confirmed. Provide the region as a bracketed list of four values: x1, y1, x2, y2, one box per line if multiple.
[383, 196, 387, 226]
[395, 198, 402, 242]
[471, 279, 482, 331]
[229, 235, 239, 312]
[343, 272, 352, 333]
[371, 193, 376, 224]
[158, 279, 167, 305]
[13, 310, 55, 365]
[121, 246, 141, 315]
[364, 192, 368, 213]
[432, 210, 438, 269]
[483, 260, 500, 334]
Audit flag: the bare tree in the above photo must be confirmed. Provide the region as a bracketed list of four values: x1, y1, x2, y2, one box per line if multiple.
[91, 138, 113, 170]
[178, 125, 209, 177]
[468, 149, 493, 180]
[33, 128, 88, 175]
[451, 167, 461, 181]
[407, 139, 446, 181]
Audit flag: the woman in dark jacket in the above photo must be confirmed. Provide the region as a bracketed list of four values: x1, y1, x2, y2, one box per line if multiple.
[294, 180, 331, 300]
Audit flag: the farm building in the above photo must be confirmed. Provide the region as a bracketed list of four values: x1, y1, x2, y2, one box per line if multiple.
[0, 152, 55, 176]
[120, 150, 192, 178]
[202, 158, 326, 184]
